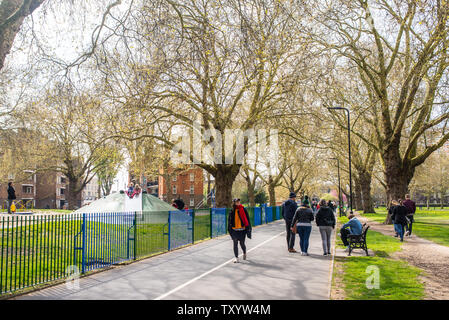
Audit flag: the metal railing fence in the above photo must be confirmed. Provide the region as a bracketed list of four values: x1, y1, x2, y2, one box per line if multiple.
[0, 205, 282, 295]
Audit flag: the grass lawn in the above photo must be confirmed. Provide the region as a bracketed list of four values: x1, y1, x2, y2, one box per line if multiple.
[333, 216, 424, 300]
[0, 213, 214, 295]
[360, 208, 449, 247]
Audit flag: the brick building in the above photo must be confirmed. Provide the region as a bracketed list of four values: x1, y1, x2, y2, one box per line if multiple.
[1, 168, 100, 210]
[0, 171, 37, 209]
[158, 166, 204, 209]
[128, 165, 204, 208]
[81, 176, 100, 207]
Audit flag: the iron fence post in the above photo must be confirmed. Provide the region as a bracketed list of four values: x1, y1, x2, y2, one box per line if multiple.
[168, 211, 171, 251]
[192, 210, 195, 244]
[209, 208, 213, 238]
[81, 214, 86, 274]
[134, 212, 137, 260]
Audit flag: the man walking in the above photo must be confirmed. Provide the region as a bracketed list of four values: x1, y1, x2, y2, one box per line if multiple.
[282, 192, 298, 253]
[7, 182, 16, 214]
[403, 194, 416, 237]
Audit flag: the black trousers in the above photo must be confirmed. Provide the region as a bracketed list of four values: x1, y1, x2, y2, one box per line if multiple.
[405, 221, 413, 235]
[231, 230, 247, 258]
[285, 219, 295, 249]
[340, 227, 351, 246]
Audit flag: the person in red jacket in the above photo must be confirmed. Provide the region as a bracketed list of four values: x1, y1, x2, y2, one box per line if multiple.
[402, 194, 416, 236]
[228, 198, 252, 263]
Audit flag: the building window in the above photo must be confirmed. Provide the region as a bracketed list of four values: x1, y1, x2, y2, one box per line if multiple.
[190, 198, 195, 207]
[60, 188, 65, 195]
[60, 177, 66, 184]
[8, 173, 15, 180]
[190, 173, 194, 182]
[172, 176, 177, 182]
[190, 185, 194, 194]
[172, 185, 177, 194]
[22, 186, 33, 194]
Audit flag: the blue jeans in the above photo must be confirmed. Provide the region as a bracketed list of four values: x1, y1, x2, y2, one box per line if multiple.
[297, 225, 312, 253]
[394, 224, 405, 241]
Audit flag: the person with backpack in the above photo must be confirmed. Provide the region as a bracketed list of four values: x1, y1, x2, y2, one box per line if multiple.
[228, 198, 251, 263]
[315, 199, 336, 256]
[7, 182, 16, 214]
[282, 192, 298, 253]
[291, 200, 314, 256]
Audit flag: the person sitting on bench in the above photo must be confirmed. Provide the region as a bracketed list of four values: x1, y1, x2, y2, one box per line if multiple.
[340, 213, 363, 252]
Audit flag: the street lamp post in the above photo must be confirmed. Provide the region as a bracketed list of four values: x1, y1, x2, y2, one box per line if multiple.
[327, 107, 353, 215]
[331, 158, 343, 217]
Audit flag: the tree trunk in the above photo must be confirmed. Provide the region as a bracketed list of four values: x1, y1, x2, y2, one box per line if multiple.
[360, 173, 375, 213]
[67, 178, 81, 210]
[383, 148, 415, 224]
[354, 177, 363, 211]
[245, 176, 256, 207]
[214, 164, 240, 208]
[267, 175, 276, 207]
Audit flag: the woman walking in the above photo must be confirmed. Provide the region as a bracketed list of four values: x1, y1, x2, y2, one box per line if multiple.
[291, 200, 314, 256]
[315, 199, 336, 256]
[228, 198, 252, 263]
[390, 200, 408, 242]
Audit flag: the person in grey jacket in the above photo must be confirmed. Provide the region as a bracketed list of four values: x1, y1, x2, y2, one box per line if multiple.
[315, 199, 336, 256]
[282, 192, 298, 253]
[291, 201, 314, 256]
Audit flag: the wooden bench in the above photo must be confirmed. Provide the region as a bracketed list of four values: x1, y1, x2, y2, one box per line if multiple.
[347, 223, 369, 256]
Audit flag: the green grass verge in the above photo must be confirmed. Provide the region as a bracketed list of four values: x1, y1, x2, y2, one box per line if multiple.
[333, 220, 424, 300]
[361, 209, 449, 247]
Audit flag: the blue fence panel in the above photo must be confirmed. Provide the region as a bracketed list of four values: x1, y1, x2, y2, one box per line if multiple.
[266, 206, 273, 223]
[211, 208, 227, 237]
[169, 209, 193, 250]
[254, 207, 262, 226]
[83, 212, 136, 272]
[276, 206, 280, 220]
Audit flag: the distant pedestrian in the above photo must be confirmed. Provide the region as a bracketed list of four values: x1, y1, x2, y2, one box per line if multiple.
[282, 192, 298, 253]
[328, 200, 335, 213]
[291, 200, 314, 256]
[228, 198, 251, 263]
[303, 195, 310, 207]
[7, 182, 16, 214]
[315, 199, 336, 256]
[388, 200, 399, 237]
[391, 200, 408, 242]
[402, 194, 416, 237]
[340, 213, 362, 252]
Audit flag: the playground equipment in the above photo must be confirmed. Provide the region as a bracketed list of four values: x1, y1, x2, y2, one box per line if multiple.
[195, 188, 216, 209]
[1, 199, 34, 213]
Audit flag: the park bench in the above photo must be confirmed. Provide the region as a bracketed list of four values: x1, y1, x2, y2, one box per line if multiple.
[347, 223, 369, 256]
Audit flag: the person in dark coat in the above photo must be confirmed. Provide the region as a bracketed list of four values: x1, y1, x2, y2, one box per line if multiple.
[402, 194, 416, 237]
[315, 199, 336, 256]
[391, 200, 408, 242]
[7, 182, 16, 214]
[291, 200, 314, 256]
[228, 198, 251, 263]
[282, 192, 298, 252]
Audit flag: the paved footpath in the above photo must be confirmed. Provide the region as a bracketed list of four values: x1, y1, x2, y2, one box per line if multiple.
[16, 220, 334, 300]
